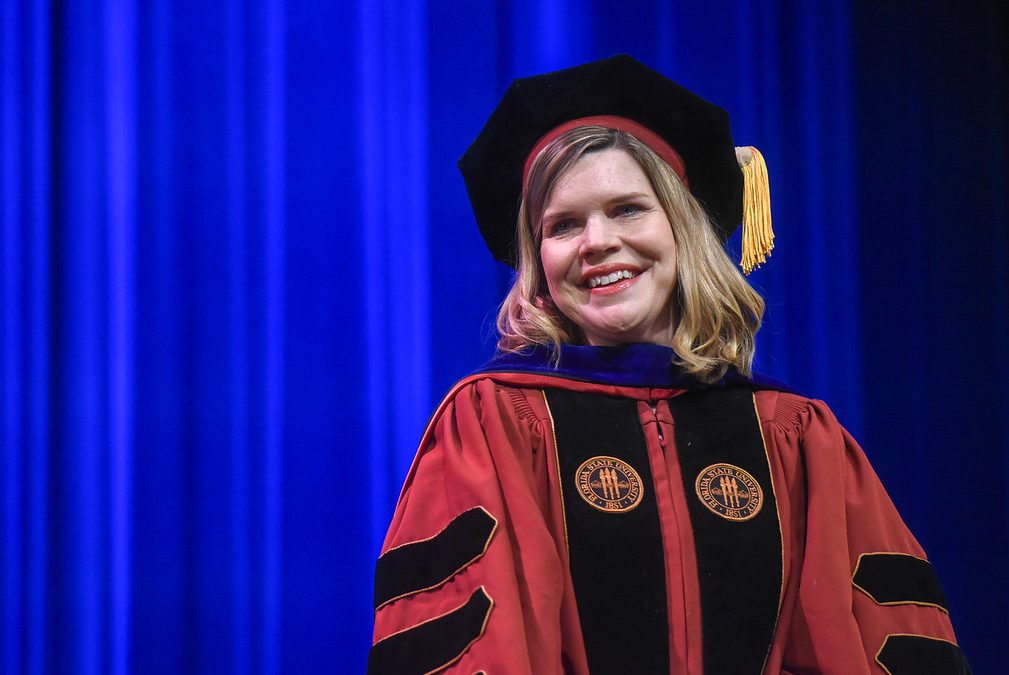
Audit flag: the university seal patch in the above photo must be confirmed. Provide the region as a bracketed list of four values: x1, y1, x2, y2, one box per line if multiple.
[575, 456, 644, 513]
[694, 463, 763, 521]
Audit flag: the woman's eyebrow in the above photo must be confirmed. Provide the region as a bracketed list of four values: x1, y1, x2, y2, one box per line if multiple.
[545, 191, 653, 219]
[541, 208, 575, 224]
[604, 191, 651, 204]
[542, 191, 655, 224]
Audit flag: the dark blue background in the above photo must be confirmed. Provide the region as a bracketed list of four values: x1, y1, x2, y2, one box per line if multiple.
[2, 0, 1006, 672]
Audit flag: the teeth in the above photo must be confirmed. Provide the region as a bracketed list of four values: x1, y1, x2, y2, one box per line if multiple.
[588, 270, 637, 288]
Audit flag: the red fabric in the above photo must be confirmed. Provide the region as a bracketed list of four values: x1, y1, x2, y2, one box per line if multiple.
[521, 116, 689, 189]
[372, 374, 960, 673]
[754, 391, 959, 673]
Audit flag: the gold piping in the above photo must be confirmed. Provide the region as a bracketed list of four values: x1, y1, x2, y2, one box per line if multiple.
[851, 551, 949, 614]
[376, 507, 499, 610]
[371, 586, 495, 675]
[874, 633, 961, 675]
[428, 587, 495, 675]
[541, 390, 570, 555]
[752, 392, 785, 674]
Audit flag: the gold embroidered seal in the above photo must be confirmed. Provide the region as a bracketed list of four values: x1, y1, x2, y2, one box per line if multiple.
[575, 456, 643, 513]
[694, 463, 763, 521]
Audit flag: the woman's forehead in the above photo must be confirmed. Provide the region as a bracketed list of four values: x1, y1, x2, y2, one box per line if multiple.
[545, 149, 654, 210]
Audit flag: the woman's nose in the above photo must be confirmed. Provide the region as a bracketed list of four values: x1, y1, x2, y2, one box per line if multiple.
[578, 216, 620, 257]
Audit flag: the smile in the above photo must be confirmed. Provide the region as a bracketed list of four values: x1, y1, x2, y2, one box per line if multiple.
[587, 269, 639, 289]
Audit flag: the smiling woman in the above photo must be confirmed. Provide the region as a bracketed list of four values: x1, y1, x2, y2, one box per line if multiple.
[502, 125, 764, 382]
[539, 147, 679, 347]
[367, 56, 970, 675]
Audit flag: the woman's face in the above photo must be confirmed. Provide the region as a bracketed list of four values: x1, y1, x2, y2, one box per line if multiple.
[539, 148, 678, 347]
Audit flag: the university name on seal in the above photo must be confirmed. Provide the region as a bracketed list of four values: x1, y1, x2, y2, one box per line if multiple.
[575, 456, 643, 513]
[695, 463, 763, 521]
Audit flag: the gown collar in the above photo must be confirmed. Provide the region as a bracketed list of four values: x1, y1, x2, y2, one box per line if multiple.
[474, 343, 792, 392]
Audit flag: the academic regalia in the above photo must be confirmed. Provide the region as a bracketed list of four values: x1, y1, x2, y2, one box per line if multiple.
[368, 344, 967, 674]
[369, 55, 968, 674]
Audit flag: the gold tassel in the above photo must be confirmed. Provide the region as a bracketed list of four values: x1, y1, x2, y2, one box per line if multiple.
[735, 146, 774, 274]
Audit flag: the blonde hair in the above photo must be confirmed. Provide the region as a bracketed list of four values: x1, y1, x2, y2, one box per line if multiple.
[495, 126, 765, 383]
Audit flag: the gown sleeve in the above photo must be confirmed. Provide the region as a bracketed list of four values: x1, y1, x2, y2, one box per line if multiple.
[774, 396, 970, 675]
[367, 378, 572, 675]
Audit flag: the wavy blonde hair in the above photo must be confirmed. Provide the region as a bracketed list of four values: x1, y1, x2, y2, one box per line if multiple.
[496, 126, 764, 383]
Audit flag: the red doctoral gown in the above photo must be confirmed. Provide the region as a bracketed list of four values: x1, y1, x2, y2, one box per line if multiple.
[368, 345, 966, 674]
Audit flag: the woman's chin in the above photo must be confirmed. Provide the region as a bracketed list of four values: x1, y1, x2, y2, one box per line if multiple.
[582, 322, 671, 347]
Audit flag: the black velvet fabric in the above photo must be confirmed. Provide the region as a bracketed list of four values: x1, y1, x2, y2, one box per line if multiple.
[373, 506, 496, 609]
[458, 55, 743, 266]
[852, 552, 948, 611]
[545, 389, 669, 674]
[876, 634, 972, 674]
[667, 388, 782, 674]
[367, 587, 493, 674]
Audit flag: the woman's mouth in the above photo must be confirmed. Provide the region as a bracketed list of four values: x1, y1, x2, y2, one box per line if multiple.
[587, 269, 639, 289]
[585, 269, 642, 296]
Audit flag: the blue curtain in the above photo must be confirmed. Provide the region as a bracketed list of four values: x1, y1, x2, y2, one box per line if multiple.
[1, 0, 1005, 672]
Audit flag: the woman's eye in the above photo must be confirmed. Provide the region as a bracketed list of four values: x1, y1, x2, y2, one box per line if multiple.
[547, 220, 577, 236]
[616, 204, 643, 217]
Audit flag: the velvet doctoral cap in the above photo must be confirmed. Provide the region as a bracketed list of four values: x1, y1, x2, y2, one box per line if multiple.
[458, 55, 751, 268]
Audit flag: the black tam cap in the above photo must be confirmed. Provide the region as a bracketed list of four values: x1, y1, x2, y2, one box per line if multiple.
[458, 55, 773, 272]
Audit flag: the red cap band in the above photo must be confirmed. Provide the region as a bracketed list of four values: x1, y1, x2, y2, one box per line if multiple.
[521, 115, 688, 189]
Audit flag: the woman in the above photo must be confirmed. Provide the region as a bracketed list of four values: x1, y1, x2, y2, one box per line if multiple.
[368, 56, 967, 674]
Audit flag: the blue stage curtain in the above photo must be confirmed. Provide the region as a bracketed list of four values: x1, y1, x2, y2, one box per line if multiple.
[1, 0, 1005, 672]
[851, 1, 1009, 667]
